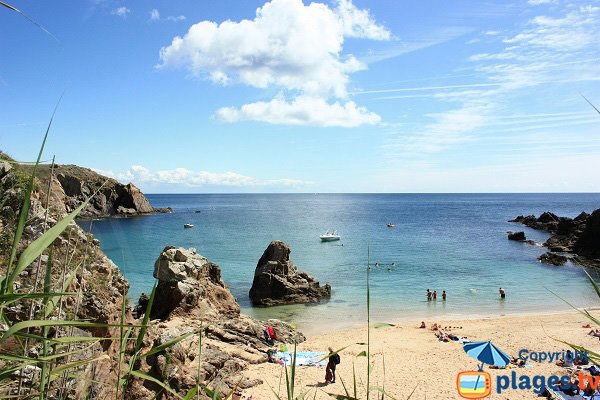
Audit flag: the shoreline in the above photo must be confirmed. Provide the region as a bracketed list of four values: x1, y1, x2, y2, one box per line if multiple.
[245, 302, 600, 337]
[243, 310, 600, 399]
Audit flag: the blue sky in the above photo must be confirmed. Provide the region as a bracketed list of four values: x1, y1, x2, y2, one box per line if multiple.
[1, 0, 599, 193]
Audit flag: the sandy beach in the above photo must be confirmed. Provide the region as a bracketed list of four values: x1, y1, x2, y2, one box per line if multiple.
[243, 310, 600, 399]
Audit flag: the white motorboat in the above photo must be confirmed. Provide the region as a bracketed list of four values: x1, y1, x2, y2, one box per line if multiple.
[319, 230, 340, 242]
[184, 224, 194, 228]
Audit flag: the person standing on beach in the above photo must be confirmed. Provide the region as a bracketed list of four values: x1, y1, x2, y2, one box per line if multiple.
[325, 347, 340, 384]
[442, 290, 447, 301]
[433, 290, 437, 300]
[499, 287, 506, 299]
[426, 289, 432, 301]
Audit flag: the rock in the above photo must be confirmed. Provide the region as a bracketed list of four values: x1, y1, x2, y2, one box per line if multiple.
[507, 231, 526, 241]
[116, 183, 154, 214]
[574, 211, 590, 222]
[151, 246, 240, 320]
[129, 246, 304, 398]
[249, 241, 331, 306]
[573, 209, 600, 259]
[539, 252, 568, 266]
[538, 212, 559, 223]
[0, 161, 12, 177]
[511, 208, 600, 267]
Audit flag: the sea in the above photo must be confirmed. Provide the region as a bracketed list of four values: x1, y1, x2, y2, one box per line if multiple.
[80, 193, 600, 334]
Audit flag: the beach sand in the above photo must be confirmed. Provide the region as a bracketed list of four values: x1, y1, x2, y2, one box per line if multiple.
[243, 311, 600, 399]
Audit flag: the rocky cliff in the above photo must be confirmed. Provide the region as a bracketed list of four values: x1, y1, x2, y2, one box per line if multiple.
[0, 158, 130, 398]
[510, 209, 600, 266]
[20, 163, 171, 218]
[249, 240, 331, 306]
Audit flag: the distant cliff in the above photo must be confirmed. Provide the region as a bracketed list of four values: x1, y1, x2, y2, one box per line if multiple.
[21, 164, 171, 218]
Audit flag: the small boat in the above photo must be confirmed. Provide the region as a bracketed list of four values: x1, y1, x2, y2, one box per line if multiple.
[320, 230, 340, 242]
[387, 223, 395, 228]
[195, 210, 202, 213]
[184, 224, 194, 228]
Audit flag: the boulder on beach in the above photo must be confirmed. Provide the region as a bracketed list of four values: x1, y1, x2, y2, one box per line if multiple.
[249, 241, 331, 306]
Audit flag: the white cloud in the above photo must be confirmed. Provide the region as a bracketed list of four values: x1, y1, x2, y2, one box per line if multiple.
[93, 166, 309, 188]
[166, 15, 186, 22]
[149, 9, 186, 22]
[215, 95, 380, 127]
[149, 9, 160, 21]
[112, 6, 130, 18]
[382, 4, 600, 159]
[527, 0, 557, 5]
[157, 0, 390, 127]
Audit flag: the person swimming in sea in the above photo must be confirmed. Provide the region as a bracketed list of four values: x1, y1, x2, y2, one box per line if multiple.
[433, 290, 437, 300]
[426, 289, 432, 301]
[442, 290, 447, 301]
[499, 287, 506, 299]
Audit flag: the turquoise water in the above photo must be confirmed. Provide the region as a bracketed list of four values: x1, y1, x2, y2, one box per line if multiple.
[81, 193, 600, 332]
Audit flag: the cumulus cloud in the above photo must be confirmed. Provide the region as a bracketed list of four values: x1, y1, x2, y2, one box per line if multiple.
[215, 95, 380, 127]
[112, 6, 130, 18]
[157, 0, 390, 127]
[93, 166, 308, 188]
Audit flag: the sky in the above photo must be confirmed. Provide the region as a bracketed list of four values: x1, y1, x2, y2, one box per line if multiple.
[1, 0, 600, 193]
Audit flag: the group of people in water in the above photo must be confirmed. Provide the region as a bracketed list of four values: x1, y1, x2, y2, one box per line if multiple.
[426, 289, 446, 301]
[426, 288, 506, 301]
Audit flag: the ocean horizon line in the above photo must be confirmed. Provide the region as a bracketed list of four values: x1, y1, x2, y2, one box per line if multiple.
[144, 191, 600, 195]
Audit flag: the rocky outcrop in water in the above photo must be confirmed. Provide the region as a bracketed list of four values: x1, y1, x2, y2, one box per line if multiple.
[25, 163, 171, 218]
[539, 252, 568, 266]
[507, 231, 526, 241]
[249, 240, 331, 306]
[129, 246, 304, 398]
[510, 209, 600, 267]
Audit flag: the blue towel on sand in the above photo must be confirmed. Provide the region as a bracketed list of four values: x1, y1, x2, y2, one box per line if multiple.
[276, 351, 326, 366]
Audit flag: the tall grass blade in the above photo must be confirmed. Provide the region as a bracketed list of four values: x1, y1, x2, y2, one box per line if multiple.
[1, 102, 56, 295]
[38, 246, 53, 399]
[44, 260, 82, 318]
[140, 329, 196, 359]
[581, 93, 600, 115]
[0, 1, 59, 42]
[135, 283, 156, 353]
[7, 182, 106, 293]
[1, 320, 121, 343]
[584, 270, 600, 298]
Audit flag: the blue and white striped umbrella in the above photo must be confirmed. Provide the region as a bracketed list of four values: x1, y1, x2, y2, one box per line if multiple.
[463, 341, 511, 368]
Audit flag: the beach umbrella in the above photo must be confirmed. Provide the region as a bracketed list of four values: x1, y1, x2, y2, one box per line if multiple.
[463, 341, 511, 369]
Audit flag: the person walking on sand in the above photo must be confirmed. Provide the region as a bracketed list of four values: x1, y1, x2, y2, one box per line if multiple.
[325, 347, 340, 384]
[442, 290, 447, 301]
[499, 287, 506, 299]
[426, 289, 432, 301]
[433, 290, 437, 300]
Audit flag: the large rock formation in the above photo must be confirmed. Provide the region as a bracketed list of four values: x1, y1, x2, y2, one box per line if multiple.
[249, 241, 331, 306]
[510, 209, 600, 266]
[128, 246, 304, 398]
[23, 163, 171, 218]
[0, 157, 130, 398]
